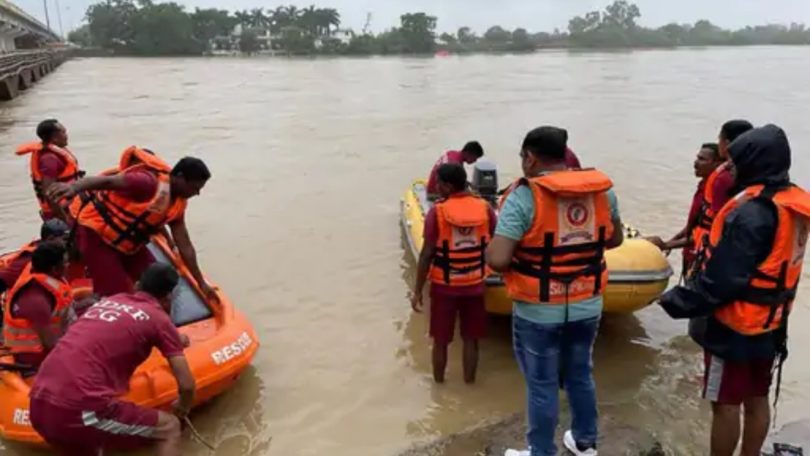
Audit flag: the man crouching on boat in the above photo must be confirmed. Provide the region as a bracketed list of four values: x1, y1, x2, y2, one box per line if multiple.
[29, 263, 195, 456]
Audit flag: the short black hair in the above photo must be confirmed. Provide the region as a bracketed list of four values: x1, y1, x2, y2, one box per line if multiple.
[36, 119, 61, 143]
[461, 141, 484, 158]
[171, 157, 211, 182]
[31, 243, 66, 273]
[701, 142, 720, 160]
[138, 263, 180, 300]
[40, 219, 70, 240]
[436, 163, 468, 192]
[721, 120, 754, 143]
[522, 126, 567, 161]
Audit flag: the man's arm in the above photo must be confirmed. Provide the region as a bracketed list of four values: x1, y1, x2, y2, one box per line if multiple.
[47, 175, 129, 201]
[659, 199, 777, 319]
[169, 216, 217, 301]
[606, 190, 624, 249]
[487, 236, 518, 272]
[412, 244, 435, 313]
[167, 355, 196, 417]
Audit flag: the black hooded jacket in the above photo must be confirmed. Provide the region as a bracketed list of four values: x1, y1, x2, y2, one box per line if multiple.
[659, 125, 792, 361]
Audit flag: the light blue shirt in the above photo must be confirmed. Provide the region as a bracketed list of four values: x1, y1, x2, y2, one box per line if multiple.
[495, 185, 620, 324]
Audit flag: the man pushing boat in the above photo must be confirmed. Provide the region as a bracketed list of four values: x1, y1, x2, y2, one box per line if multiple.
[47, 146, 217, 301]
[29, 263, 195, 456]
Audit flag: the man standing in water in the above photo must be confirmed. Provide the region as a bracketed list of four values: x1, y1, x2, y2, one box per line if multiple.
[660, 125, 810, 456]
[15, 119, 83, 221]
[426, 141, 485, 198]
[488, 127, 624, 456]
[647, 143, 723, 277]
[30, 263, 195, 456]
[412, 163, 496, 383]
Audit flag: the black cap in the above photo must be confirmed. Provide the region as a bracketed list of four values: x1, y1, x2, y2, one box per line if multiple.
[40, 219, 70, 240]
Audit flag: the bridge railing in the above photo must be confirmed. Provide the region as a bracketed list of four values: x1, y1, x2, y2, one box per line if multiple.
[0, 49, 66, 80]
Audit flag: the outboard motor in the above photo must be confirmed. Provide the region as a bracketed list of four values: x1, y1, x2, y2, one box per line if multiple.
[472, 160, 498, 206]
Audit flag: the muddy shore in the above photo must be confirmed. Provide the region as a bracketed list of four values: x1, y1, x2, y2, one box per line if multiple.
[398, 411, 809, 456]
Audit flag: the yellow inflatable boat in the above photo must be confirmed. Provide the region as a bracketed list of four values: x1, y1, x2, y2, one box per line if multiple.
[401, 179, 673, 315]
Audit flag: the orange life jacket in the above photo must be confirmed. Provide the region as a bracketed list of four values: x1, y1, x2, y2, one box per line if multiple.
[70, 147, 187, 255]
[706, 184, 810, 336]
[429, 193, 491, 286]
[2, 266, 73, 355]
[691, 162, 729, 255]
[0, 241, 38, 281]
[15, 142, 83, 215]
[501, 169, 614, 304]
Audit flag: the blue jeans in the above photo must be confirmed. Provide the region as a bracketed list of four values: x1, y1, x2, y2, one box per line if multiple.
[513, 314, 600, 456]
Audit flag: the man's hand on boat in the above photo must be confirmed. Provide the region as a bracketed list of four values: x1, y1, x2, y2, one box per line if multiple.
[47, 182, 77, 201]
[199, 281, 219, 303]
[172, 399, 191, 419]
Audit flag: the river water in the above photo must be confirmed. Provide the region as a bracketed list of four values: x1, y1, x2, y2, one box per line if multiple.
[1, 47, 809, 455]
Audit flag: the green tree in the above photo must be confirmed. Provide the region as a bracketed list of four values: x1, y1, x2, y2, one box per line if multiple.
[483, 26, 511, 43]
[319, 8, 341, 35]
[399, 13, 437, 53]
[239, 28, 260, 53]
[278, 26, 315, 54]
[345, 33, 379, 55]
[128, 2, 201, 55]
[603, 1, 641, 30]
[234, 10, 252, 27]
[85, 0, 137, 49]
[439, 32, 456, 44]
[68, 24, 94, 47]
[511, 28, 533, 50]
[250, 8, 269, 29]
[457, 26, 476, 44]
[191, 8, 236, 46]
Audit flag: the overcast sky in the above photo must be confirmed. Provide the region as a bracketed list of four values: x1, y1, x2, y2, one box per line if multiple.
[17, 0, 810, 35]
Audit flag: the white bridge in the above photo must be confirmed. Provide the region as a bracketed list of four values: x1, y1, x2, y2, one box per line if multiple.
[0, 0, 61, 52]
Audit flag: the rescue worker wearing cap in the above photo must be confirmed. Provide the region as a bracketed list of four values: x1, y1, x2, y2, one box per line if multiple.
[488, 126, 624, 456]
[0, 220, 70, 295]
[47, 146, 217, 301]
[2, 242, 74, 369]
[660, 125, 810, 456]
[15, 119, 83, 222]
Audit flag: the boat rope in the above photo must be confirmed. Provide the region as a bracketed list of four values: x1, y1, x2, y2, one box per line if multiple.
[184, 416, 216, 452]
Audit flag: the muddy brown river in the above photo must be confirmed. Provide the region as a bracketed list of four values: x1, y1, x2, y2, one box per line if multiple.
[1, 47, 809, 455]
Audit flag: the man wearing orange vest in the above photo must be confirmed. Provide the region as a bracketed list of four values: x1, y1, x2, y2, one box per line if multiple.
[48, 147, 216, 300]
[2, 243, 73, 369]
[660, 125, 810, 456]
[30, 263, 194, 456]
[412, 163, 496, 384]
[15, 119, 83, 222]
[487, 126, 624, 456]
[0, 219, 70, 294]
[646, 143, 724, 278]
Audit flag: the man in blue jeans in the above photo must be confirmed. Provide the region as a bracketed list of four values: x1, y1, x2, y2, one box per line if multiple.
[487, 126, 624, 456]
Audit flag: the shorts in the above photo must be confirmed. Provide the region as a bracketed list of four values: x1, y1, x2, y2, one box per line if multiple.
[30, 397, 161, 455]
[77, 226, 155, 297]
[429, 287, 487, 344]
[703, 352, 774, 405]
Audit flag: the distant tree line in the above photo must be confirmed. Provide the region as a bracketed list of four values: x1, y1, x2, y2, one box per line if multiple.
[68, 0, 810, 57]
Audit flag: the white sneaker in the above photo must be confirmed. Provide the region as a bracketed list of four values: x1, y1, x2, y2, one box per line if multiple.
[563, 430, 597, 456]
[504, 450, 531, 456]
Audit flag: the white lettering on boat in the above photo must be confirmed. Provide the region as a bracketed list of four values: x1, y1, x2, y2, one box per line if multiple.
[12, 409, 30, 426]
[211, 332, 253, 365]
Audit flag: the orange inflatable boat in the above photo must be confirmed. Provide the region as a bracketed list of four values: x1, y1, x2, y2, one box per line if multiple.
[0, 236, 259, 446]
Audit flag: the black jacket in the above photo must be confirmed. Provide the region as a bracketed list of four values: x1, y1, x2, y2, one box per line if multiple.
[659, 125, 791, 361]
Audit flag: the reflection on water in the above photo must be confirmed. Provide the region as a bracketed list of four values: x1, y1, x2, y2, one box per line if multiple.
[1, 48, 809, 455]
